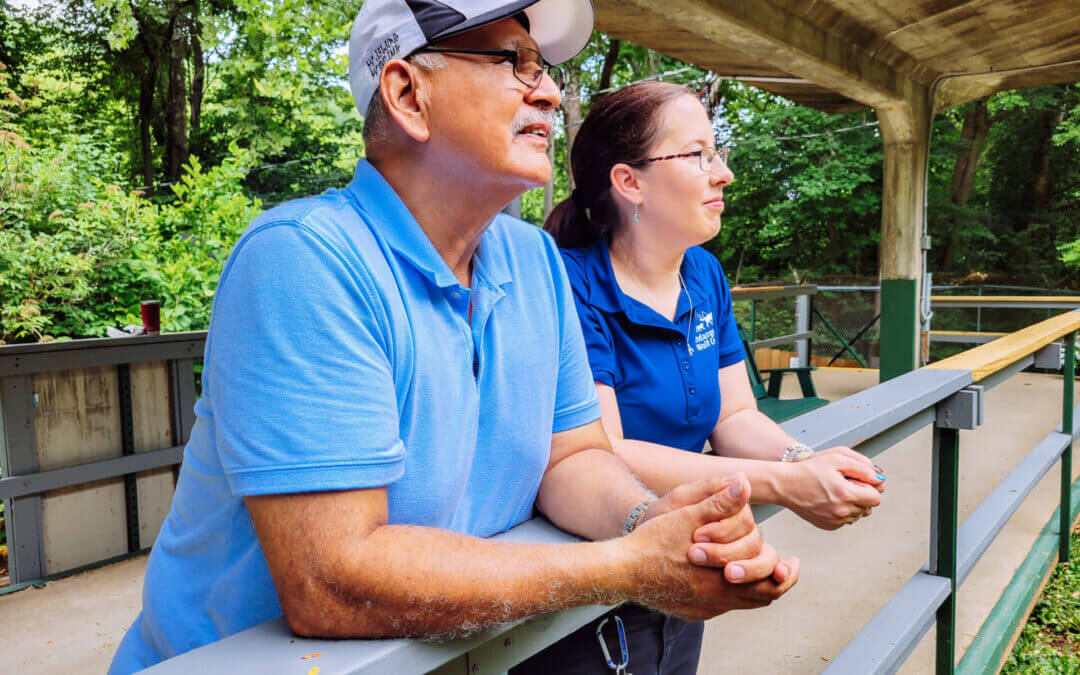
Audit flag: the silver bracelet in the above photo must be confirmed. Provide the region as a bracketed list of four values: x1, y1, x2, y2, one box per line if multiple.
[622, 500, 653, 535]
[781, 442, 814, 462]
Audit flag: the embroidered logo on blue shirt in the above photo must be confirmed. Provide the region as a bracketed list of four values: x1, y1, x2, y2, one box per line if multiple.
[694, 311, 717, 352]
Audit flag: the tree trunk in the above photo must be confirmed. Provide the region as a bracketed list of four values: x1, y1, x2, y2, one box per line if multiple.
[942, 98, 990, 269]
[1023, 108, 1063, 230]
[164, 1, 189, 183]
[543, 136, 555, 222]
[188, 7, 204, 140]
[136, 32, 159, 189]
[596, 39, 620, 95]
[561, 67, 583, 189]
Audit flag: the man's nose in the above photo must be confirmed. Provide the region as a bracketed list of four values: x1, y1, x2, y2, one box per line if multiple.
[524, 71, 562, 109]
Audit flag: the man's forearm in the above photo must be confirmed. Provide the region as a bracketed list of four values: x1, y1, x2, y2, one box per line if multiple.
[535, 447, 655, 541]
[284, 523, 634, 639]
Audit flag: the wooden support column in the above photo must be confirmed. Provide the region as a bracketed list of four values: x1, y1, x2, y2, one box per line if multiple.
[877, 85, 932, 382]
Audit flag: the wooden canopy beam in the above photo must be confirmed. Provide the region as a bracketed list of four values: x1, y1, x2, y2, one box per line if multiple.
[597, 0, 929, 110]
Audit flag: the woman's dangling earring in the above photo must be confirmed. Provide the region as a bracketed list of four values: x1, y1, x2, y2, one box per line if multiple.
[633, 203, 640, 223]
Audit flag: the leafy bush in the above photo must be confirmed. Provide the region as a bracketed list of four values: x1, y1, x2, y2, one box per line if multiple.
[0, 134, 261, 342]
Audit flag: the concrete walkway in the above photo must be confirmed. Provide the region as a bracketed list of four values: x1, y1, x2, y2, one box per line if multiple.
[0, 368, 1074, 673]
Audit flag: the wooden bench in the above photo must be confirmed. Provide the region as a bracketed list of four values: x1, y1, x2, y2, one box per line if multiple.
[740, 327, 829, 422]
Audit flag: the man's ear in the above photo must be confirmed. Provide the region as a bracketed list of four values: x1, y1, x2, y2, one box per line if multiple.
[380, 59, 431, 143]
[609, 163, 643, 208]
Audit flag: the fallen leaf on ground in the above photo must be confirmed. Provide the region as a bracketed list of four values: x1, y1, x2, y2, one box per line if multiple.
[302, 653, 322, 659]
[308, 668, 320, 675]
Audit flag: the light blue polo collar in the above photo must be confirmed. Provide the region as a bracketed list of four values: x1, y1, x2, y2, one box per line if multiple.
[343, 159, 512, 291]
[584, 239, 707, 330]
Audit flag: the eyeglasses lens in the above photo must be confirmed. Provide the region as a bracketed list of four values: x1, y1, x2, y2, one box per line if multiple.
[699, 147, 731, 172]
[514, 48, 563, 90]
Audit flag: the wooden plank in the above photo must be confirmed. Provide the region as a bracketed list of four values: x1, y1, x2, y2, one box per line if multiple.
[130, 361, 177, 547]
[931, 296, 1080, 305]
[927, 312, 1080, 381]
[32, 366, 127, 574]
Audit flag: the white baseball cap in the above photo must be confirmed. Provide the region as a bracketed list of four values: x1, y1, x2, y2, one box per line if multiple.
[349, 0, 594, 115]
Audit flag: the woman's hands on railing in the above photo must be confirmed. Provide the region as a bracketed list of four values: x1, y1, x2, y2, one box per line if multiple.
[778, 447, 886, 530]
[620, 473, 801, 621]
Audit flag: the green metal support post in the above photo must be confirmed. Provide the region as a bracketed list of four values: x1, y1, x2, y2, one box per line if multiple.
[749, 300, 757, 342]
[932, 423, 960, 675]
[880, 279, 919, 382]
[1062, 331, 1075, 562]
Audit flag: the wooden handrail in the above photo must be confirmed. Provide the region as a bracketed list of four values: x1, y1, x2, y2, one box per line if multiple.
[927, 311, 1080, 381]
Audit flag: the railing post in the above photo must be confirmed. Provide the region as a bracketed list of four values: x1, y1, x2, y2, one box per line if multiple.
[749, 299, 757, 342]
[931, 385, 982, 675]
[1061, 331, 1075, 563]
[931, 422, 960, 675]
[796, 292, 810, 368]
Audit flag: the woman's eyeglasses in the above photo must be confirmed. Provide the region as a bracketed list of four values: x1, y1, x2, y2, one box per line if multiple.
[627, 146, 732, 173]
[414, 46, 564, 91]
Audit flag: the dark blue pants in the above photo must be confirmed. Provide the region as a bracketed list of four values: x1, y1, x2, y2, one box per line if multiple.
[510, 604, 704, 675]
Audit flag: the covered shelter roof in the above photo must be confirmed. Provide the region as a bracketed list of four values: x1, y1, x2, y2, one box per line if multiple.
[594, 0, 1080, 113]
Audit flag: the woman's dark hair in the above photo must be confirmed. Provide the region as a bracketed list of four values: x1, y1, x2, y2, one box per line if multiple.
[544, 81, 693, 249]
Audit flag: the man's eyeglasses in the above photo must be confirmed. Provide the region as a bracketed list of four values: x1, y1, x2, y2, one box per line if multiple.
[415, 46, 565, 91]
[627, 146, 732, 173]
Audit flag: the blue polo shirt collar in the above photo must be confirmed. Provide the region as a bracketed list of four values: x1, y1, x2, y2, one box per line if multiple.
[586, 239, 706, 330]
[343, 160, 511, 291]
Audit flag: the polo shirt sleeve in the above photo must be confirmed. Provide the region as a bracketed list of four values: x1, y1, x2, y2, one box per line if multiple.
[206, 221, 405, 496]
[546, 242, 603, 434]
[705, 250, 745, 369]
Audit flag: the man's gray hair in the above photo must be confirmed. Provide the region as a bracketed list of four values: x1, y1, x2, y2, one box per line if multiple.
[362, 52, 447, 148]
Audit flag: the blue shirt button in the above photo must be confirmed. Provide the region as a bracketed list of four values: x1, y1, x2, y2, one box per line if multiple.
[683, 361, 689, 370]
[689, 386, 696, 395]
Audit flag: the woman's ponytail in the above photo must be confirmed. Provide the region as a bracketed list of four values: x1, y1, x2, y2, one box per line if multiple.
[544, 191, 605, 249]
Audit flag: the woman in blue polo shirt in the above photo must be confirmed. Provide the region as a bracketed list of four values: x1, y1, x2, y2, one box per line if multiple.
[534, 81, 886, 674]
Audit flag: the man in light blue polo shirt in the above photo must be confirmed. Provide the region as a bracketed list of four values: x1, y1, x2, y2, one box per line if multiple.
[111, 1, 801, 671]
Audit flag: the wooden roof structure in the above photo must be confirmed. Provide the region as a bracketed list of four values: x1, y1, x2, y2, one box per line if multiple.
[594, 0, 1080, 114]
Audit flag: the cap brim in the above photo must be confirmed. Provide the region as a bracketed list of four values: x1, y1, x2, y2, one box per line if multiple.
[429, 0, 593, 65]
[524, 0, 594, 65]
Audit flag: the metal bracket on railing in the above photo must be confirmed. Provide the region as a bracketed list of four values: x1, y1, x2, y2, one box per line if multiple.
[1034, 341, 1065, 370]
[936, 385, 984, 430]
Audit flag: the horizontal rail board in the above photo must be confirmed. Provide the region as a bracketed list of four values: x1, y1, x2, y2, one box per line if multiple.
[0, 446, 183, 499]
[823, 571, 952, 674]
[927, 311, 1080, 381]
[931, 296, 1080, 309]
[748, 331, 813, 350]
[928, 331, 1006, 344]
[956, 430, 1072, 585]
[730, 285, 817, 301]
[0, 332, 206, 376]
[779, 368, 972, 452]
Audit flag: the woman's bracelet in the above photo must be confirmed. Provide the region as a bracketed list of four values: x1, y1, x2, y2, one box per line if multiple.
[781, 442, 814, 462]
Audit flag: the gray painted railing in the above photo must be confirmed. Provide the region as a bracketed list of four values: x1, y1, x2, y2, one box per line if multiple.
[0, 333, 203, 584]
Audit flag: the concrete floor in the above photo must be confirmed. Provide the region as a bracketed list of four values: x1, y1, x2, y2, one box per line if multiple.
[0, 368, 1074, 674]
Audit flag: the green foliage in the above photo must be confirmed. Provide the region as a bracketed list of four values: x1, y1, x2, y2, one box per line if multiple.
[0, 132, 259, 342]
[1003, 524, 1080, 673]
